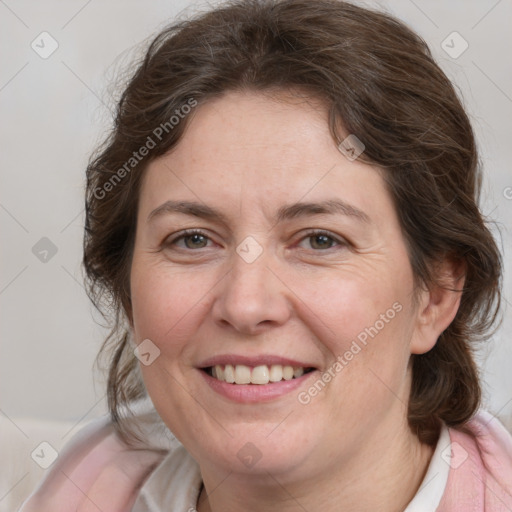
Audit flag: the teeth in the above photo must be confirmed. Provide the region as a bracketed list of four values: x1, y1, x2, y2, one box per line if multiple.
[224, 364, 235, 383]
[251, 365, 270, 385]
[234, 364, 251, 384]
[269, 364, 283, 382]
[283, 366, 294, 380]
[214, 365, 224, 380]
[209, 364, 309, 384]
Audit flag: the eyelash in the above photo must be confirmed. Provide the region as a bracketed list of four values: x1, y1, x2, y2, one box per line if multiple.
[165, 228, 347, 252]
[296, 229, 346, 251]
[165, 229, 215, 250]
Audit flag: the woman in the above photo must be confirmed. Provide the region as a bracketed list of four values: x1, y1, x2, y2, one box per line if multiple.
[20, 0, 512, 510]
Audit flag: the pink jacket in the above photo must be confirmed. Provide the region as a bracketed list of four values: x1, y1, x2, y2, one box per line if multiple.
[437, 411, 512, 510]
[20, 410, 512, 511]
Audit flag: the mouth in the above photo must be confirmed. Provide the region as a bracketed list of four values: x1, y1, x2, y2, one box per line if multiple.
[201, 364, 316, 385]
[197, 356, 319, 402]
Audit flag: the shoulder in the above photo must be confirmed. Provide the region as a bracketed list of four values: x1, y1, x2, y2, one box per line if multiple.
[453, 410, 512, 477]
[19, 399, 170, 512]
[439, 410, 512, 511]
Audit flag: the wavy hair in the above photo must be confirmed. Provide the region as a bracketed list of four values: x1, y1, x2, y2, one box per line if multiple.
[83, 0, 502, 446]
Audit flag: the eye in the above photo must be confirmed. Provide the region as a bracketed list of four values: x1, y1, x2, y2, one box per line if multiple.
[297, 230, 346, 251]
[166, 229, 213, 250]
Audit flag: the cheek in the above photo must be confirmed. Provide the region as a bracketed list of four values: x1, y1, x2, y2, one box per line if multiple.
[295, 268, 408, 349]
[293, 267, 414, 401]
[130, 259, 210, 348]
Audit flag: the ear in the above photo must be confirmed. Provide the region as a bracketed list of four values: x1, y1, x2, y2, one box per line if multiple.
[410, 258, 465, 355]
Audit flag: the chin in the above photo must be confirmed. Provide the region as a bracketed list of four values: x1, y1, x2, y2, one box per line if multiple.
[197, 431, 316, 478]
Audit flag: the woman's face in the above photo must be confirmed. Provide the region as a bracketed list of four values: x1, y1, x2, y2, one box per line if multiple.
[130, 91, 430, 482]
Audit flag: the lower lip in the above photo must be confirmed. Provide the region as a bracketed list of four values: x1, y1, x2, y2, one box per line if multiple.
[199, 369, 317, 403]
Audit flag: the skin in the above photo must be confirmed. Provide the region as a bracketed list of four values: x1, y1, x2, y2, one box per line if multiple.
[129, 90, 463, 512]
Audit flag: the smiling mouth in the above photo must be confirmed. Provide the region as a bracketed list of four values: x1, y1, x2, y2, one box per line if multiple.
[202, 364, 315, 385]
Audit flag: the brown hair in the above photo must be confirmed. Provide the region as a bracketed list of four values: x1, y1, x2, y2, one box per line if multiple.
[83, 0, 502, 446]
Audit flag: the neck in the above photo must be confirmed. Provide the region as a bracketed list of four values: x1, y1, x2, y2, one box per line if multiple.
[196, 418, 436, 512]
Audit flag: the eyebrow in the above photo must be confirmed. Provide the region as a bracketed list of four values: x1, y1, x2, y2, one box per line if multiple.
[148, 200, 229, 224]
[276, 199, 370, 224]
[147, 199, 370, 224]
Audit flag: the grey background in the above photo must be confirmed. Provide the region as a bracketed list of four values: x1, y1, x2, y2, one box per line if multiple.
[1, 0, 511, 426]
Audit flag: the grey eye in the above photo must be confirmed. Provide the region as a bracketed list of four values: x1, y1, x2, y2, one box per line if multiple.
[182, 233, 209, 249]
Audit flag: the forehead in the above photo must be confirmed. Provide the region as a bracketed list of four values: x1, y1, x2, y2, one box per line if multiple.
[139, 90, 393, 224]
[171, 90, 333, 178]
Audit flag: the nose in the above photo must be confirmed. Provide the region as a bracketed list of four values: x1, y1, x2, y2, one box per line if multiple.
[211, 250, 292, 335]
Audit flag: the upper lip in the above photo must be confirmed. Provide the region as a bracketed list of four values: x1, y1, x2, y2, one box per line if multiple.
[198, 354, 317, 369]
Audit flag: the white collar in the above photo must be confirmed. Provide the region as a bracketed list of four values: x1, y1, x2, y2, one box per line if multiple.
[403, 423, 450, 512]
